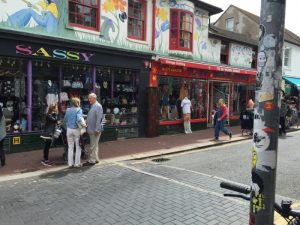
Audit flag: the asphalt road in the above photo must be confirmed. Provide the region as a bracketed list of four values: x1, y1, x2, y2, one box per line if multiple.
[157, 130, 300, 201]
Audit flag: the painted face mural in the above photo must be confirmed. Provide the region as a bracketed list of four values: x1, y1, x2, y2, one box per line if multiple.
[0, 0, 59, 33]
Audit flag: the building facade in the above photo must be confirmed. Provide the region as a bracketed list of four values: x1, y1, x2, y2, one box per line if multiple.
[0, 0, 257, 152]
[214, 4, 300, 108]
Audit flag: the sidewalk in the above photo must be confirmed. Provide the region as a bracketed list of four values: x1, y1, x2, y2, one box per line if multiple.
[3, 126, 299, 177]
[0, 126, 250, 176]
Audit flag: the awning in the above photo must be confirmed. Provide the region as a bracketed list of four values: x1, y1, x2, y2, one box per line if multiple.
[159, 57, 257, 75]
[283, 76, 300, 91]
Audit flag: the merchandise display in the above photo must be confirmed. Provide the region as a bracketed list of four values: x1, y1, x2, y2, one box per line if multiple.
[96, 69, 138, 127]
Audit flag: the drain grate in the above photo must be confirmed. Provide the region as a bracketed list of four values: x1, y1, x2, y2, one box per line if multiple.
[152, 158, 170, 162]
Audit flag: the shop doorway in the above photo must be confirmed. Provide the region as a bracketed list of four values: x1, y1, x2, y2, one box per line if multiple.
[208, 81, 230, 127]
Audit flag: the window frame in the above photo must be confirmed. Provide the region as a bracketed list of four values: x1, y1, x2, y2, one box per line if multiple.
[169, 9, 194, 52]
[284, 47, 291, 68]
[68, 0, 100, 32]
[220, 41, 229, 65]
[127, 0, 147, 41]
[225, 18, 234, 32]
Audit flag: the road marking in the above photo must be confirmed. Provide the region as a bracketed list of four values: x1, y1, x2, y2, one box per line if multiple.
[114, 162, 247, 206]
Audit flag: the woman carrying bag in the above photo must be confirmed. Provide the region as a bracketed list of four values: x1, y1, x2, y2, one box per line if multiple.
[64, 97, 86, 168]
[40, 103, 58, 166]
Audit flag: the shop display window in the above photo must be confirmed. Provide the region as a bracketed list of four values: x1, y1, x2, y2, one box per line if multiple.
[96, 68, 138, 127]
[158, 76, 207, 121]
[231, 84, 247, 116]
[32, 62, 60, 131]
[60, 65, 93, 116]
[0, 58, 27, 133]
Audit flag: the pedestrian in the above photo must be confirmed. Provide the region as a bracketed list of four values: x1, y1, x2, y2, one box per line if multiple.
[0, 105, 6, 167]
[214, 98, 232, 141]
[247, 98, 254, 111]
[279, 98, 287, 137]
[40, 103, 58, 166]
[64, 97, 85, 168]
[181, 93, 192, 134]
[84, 93, 103, 166]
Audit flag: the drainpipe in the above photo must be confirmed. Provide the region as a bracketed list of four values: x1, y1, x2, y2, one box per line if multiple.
[151, 0, 156, 51]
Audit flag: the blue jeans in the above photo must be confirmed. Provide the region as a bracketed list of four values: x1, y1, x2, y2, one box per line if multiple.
[214, 120, 229, 139]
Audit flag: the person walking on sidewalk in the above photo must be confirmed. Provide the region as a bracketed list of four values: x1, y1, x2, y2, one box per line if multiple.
[181, 94, 192, 134]
[64, 97, 84, 168]
[84, 93, 103, 166]
[214, 98, 232, 141]
[0, 106, 6, 167]
[279, 96, 287, 137]
[40, 103, 58, 166]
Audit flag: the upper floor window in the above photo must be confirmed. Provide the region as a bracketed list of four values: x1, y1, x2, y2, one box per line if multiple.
[220, 42, 229, 64]
[251, 49, 258, 69]
[170, 9, 193, 51]
[68, 0, 99, 31]
[128, 0, 147, 40]
[226, 18, 234, 31]
[284, 47, 291, 68]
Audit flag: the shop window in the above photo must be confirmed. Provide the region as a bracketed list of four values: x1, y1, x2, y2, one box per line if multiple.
[0, 58, 27, 133]
[60, 65, 94, 116]
[127, 0, 146, 40]
[232, 84, 247, 116]
[96, 68, 138, 133]
[284, 47, 291, 68]
[170, 9, 193, 51]
[68, 0, 99, 31]
[226, 18, 234, 32]
[220, 42, 229, 64]
[158, 77, 207, 121]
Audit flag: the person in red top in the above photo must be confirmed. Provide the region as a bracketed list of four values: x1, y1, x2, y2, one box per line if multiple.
[214, 98, 232, 141]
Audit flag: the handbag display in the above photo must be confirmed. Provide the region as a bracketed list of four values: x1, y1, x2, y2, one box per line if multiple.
[63, 80, 72, 87]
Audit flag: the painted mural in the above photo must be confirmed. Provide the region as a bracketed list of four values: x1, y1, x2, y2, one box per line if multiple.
[230, 43, 253, 68]
[0, 0, 59, 33]
[154, 1, 220, 63]
[0, 0, 151, 52]
[193, 9, 220, 63]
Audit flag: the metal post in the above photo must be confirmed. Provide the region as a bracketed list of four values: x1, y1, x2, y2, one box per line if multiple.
[27, 60, 32, 132]
[250, 1, 286, 225]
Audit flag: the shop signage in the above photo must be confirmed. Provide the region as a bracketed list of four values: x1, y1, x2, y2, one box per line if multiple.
[160, 58, 256, 76]
[15, 45, 95, 62]
[13, 137, 21, 145]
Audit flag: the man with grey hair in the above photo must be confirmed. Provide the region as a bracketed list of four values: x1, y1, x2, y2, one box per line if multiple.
[84, 93, 103, 165]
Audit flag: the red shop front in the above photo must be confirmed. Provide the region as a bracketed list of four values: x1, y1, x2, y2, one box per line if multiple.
[149, 57, 256, 135]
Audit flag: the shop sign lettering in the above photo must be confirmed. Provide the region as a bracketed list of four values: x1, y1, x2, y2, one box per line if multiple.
[15, 45, 95, 62]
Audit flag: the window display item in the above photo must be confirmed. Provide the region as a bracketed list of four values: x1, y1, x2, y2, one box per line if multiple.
[71, 81, 84, 89]
[113, 107, 120, 114]
[63, 80, 72, 87]
[59, 92, 69, 102]
[13, 122, 21, 133]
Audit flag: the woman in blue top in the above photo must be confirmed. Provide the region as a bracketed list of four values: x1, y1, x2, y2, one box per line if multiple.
[64, 97, 84, 168]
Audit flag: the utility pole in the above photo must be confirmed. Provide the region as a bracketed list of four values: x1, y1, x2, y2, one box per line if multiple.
[250, 0, 286, 225]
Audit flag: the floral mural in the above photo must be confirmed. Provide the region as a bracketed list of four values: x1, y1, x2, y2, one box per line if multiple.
[193, 10, 220, 63]
[155, 7, 169, 53]
[101, 0, 127, 43]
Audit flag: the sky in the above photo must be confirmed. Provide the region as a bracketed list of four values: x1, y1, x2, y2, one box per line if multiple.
[201, 0, 300, 36]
